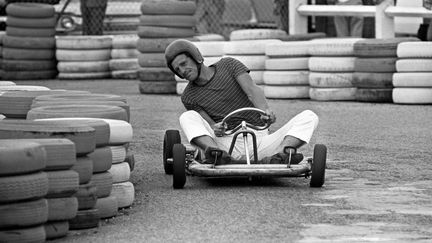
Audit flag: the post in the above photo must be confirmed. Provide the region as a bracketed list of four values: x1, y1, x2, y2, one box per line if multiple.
[375, 0, 395, 38]
[289, 0, 308, 35]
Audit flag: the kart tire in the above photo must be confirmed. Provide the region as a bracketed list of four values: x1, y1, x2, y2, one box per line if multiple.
[223, 39, 281, 55]
[45, 170, 79, 198]
[6, 26, 55, 37]
[263, 71, 309, 86]
[392, 72, 432, 87]
[265, 41, 310, 57]
[0, 225, 46, 243]
[1, 70, 58, 80]
[354, 57, 397, 73]
[396, 59, 432, 72]
[71, 156, 93, 185]
[138, 53, 166, 67]
[110, 58, 139, 71]
[111, 181, 135, 208]
[308, 57, 356, 72]
[392, 88, 432, 104]
[112, 35, 138, 49]
[352, 72, 393, 88]
[6, 15, 56, 28]
[308, 38, 361, 56]
[2, 59, 57, 71]
[163, 130, 181, 175]
[265, 57, 309, 71]
[111, 70, 138, 79]
[193, 41, 226, 56]
[310, 144, 326, 188]
[110, 146, 127, 164]
[139, 15, 197, 28]
[355, 88, 393, 103]
[68, 208, 100, 230]
[47, 197, 78, 221]
[44, 221, 69, 240]
[140, 0, 196, 15]
[3, 36, 55, 49]
[0, 140, 46, 176]
[309, 72, 354, 88]
[27, 105, 128, 122]
[172, 143, 186, 189]
[229, 29, 287, 41]
[111, 49, 139, 59]
[74, 182, 97, 210]
[309, 87, 356, 101]
[57, 61, 109, 73]
[138, 81, 177, 94]
[88, 147, 113, 173]
[263, 85, 310, 99]
[95, 196, 118, 219]
[0, 171, 48, 203]
[56, 49, 111, 61]
[6, 3, 55, 18]
[90, 171, 113, 198]
[0, 198, 48, 228]
[56, 36, 112, 50]
[108, 162, 130, 183]
[397, 41, 432, 58]
[137, 26, 195, 39]
[3, 47, 55, 60]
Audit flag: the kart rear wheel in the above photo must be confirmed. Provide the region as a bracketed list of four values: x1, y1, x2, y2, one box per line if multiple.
[172, 144, 186, 189]
[310, 144, 327, 188]
[163, 130, 181, 174]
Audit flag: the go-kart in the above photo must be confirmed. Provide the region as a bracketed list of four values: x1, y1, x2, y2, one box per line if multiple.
[163, 108, 327, 189]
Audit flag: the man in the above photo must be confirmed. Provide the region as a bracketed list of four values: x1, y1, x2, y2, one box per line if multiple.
[329, 0, 364, 37]
[165, 39, 319, 165]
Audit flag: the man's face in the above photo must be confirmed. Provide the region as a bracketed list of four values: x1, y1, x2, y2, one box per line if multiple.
[171, 54, 198, 81]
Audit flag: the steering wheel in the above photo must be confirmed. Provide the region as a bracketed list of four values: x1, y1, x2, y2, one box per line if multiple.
[221, 107, 271, 135]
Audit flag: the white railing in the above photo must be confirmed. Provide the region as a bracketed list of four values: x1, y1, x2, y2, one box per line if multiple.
[289, 0, 432, 38]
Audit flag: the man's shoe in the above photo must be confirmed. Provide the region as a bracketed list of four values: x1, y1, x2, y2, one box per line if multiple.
[203, 147, 232, 165]
[261, 152, 304, 165]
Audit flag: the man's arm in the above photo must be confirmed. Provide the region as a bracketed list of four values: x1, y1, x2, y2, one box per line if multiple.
[236, 72, 276, 123]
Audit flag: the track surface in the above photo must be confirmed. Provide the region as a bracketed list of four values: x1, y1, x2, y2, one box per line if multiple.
[19, 80, 432, 242]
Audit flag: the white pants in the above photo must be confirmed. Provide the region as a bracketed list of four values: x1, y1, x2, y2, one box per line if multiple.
[179, 110, 319, 160]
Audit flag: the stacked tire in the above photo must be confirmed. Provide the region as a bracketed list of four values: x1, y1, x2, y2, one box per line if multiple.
[0, 32, 4, 79]
[0, 140, 49, 242]
[110, 35, 140, 80]
[353, 38, 419, 103]
[56, 36, 112, 80]
[3, 3, 57, 80]
[224, 39, 281, 91]
[264, 41, 310, 99]
[0, 90, 89, 119]
[308, 38, 362, 101]
[393, 42, 432, 104]
[137, 0, 197, 94]
[0, 119, 98, 235]
[175, 40, 226, 95]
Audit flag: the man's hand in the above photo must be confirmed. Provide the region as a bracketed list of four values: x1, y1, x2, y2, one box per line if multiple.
[212, 122, 226, 137]
[260, 109, 276, 124]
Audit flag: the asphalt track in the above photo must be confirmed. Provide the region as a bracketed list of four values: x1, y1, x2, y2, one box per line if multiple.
[20, 80, 432, 243]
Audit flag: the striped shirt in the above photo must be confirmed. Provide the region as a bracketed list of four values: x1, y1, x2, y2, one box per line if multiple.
[181, 57, 264, 129]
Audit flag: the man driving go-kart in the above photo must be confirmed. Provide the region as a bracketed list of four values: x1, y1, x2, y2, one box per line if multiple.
[164, 39, 319, 166]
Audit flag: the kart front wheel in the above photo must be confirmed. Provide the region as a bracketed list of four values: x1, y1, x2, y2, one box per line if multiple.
[163, 130, 180, 175]
[310, 144, 327, 188]
[172, 144, 186, 189]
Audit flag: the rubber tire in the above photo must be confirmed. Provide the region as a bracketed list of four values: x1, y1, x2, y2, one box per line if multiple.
[3, 47, 55, 60]
[223, 39, 281, 55]
[172, 144, 186, 189]
[108, 162, 130, 183]
[163, 130, 181, 175]
[74, 182, 97, 210]
[309, 87, 357, 101]
[265, 41, 310, 57]
[263, 85, 310, 99]
[265, 57, 309, 71]
[112, 35, 138, 49]
[95, 196, 118, 219]
[57, 61, 109, 73]
[109, 58, 139, 71]
[263, 71, 309, 86]
[310, 144, 326, 188]
[397, 42, 432, 58]
[223, 55, 267, 70]
[45, 170, 79, 198]
[0, 171, 48, 203]
[90, 171, 113, 198]
[355, 88, 393, 103]
[352, 72, 393, 88]
[56, 49, 111, 61]
[44, 221, 69, 240]
[0, 225, 46, 243]
[47, 197, 78, 221]
[3, 36, 55, 49]
[125, 152, 135, 171]
[353, 37, 419, 57]
[140, 0, 196, 15]
[392, 88, 432, 104]
[56, 36, 112, 49]
[68, 208, 100, 230]
[111, 181, 135, 208]
[396, 59, 432, 72]
[111, 49, 139, 59]
[0, 140, 46, 176]
[1, 70, 57, 80]
[27, 105, 128, 122]
[308, 38, 362, 56]
[139, 15, 197, 28]
[0, 198, 48, 228]
[6, 15, 56, 28]
[309, 57, 356, 72]
[309, 72, 354, 88]
[354, 58, 397, 73]
[6, 3, 55, 18]
[229, 29, 287, 41]
[71, 156, 93, 185]
[193, 41, 226, 56]
[88, 147, 113, 173]
[6, 26, 55, 37]
[138, 67, 174, 81]
[137, 26, 195, 38]
[2, 59, 57, 71]
[137, 38, 187, 53]
[392, 72, 432, 87]
[58, 72, 111, 80]
[138, 53, 166, 68]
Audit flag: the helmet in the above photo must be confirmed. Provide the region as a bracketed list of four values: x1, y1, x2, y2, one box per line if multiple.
[165, 39, 204, 78]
